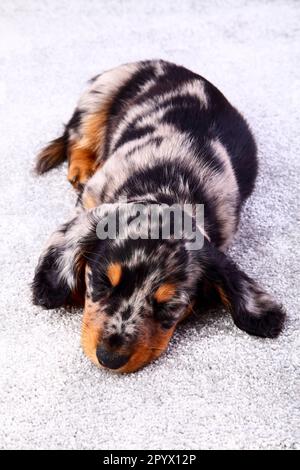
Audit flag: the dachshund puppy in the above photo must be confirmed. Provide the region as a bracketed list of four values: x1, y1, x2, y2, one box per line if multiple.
[32, 60, 285, 373]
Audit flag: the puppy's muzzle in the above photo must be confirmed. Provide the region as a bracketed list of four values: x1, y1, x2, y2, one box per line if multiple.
[96, 345, 130, 370]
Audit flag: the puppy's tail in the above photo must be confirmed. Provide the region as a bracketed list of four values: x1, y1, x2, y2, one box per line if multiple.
[35, 132, 68, 175]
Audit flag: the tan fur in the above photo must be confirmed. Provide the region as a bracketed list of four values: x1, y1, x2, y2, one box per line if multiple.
[215, 285, 231, 310]
[81, 298, 177, 373]
[81, 301, 104, 366]
[82, 191, 98, 209]
[118, 324, 176, 373]
[68, 108, 110, 189]
[154, 283, 176, 303]
[107, 263, 122, 287]
[67, 146, 96, 188]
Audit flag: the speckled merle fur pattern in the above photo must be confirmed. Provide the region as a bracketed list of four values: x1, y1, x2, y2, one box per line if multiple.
[32, 60, 285, 371]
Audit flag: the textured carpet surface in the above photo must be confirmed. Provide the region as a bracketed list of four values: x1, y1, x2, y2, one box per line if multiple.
[0, 0, 299, 450]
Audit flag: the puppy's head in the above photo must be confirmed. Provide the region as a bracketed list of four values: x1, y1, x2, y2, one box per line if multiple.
[33, 203, 285, 373]
[32, 204, 200, 372]
[81, 235, 197, 373]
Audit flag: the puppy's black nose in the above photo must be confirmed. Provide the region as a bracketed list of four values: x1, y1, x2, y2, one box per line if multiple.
[96, 345, 129, 370]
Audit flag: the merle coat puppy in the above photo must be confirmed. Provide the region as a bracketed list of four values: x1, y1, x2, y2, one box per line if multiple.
[32, 60, 285, 373]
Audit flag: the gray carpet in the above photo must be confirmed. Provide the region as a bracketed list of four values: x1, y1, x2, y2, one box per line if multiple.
[0, 0, 299, 450]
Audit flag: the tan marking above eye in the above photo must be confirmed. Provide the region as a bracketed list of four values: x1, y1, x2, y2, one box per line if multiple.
[107, 262, 122, 287]
[154, 283, 176, 303]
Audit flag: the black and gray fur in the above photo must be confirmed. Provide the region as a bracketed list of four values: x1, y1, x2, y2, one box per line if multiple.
[32, 60, 285, 369]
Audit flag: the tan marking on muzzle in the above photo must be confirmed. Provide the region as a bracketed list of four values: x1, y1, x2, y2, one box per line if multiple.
[81, 299, 177, 373]
[118, 324, 177, 373]
[81, 301, 104, 366]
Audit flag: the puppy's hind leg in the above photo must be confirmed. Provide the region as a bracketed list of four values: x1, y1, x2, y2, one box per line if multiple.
[67, 63, 140, 190]
[35, 107, 101, 191]
[35, 63, 140, 190]
[67, 110, 107, 190]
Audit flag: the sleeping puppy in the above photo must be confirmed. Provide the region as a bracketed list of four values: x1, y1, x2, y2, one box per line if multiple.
[32, 60, 285, 373]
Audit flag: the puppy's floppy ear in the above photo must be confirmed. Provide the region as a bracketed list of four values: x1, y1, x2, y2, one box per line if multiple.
[32, 210, 97, 309]
[199, 243, 285, 338]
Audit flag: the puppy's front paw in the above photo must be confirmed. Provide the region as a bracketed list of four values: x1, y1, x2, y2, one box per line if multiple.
[257, 304, 286, 338]
[234, 285, 286, 338]
[32, 254, 71, 309]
